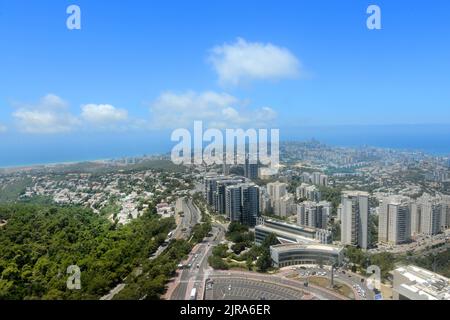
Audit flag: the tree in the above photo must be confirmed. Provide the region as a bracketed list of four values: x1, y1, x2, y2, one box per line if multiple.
[208, 255, 229, 270]
[262, 233, 279, 249]
[256, 251, 272, 272]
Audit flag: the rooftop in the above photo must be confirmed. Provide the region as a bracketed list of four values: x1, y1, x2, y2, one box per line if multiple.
[271, 243, 343, 254]
[394, 265, 450, 300]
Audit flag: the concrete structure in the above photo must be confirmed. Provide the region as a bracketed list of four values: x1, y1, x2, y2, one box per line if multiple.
[300, 172, 328, 187]
[411, 194, 442, 236]
[255, 218, 332, 245]
[274, 194, 295, 217]
[341, 191, 370, 249]
[378, 196, 411, 245]
[259, 188, 271, 215]
[297, 201, 331, 230]
[241, 183, 260, 227]
[296, 183, 321, 202]
[312, 172, 328, 187]
[270, 243, 343, 268]
[440, 195, 450, 230]
[267, 182, 287, 202]
[392, 265, 450, 300]
[225, 183, 261, 227]
[226, 185, 242, 223]
[244, 154, 259, 180]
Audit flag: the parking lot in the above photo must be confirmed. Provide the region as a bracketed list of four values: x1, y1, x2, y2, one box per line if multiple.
[204, 277, 309, 300]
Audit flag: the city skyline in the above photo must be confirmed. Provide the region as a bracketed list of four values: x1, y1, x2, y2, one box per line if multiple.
[1, 1, 450, 167]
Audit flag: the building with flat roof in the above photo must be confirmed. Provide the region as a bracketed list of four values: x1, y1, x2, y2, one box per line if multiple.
[392, 265, 450, 300]
[255, 218, 332, 245]
[270, 243, 344, 268]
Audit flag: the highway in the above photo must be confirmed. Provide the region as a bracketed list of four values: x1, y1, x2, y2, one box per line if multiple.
[173, 197, 201, 240]
[170, 221, 227, 300]
[102, 197, 200, 300]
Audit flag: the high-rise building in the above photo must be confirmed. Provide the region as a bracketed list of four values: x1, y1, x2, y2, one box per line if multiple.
[297, 201, 331, 229]
[214, 178, 244, 213]
[296, 183, 321, 202]
[267, 182, 287, 201]
[301, 172, 328, 187]
[226, 185, 242, 223]
[224, 183, 260, 227]
[378, 196, 411, 245]
[273, 194, 295, 217]
[440, 195, 450, 230]
[259, 188, 271, 214]
[244, 154, 259, 180]
[412, 194, 442, 236]
[241, 184, 260, 227]
[341, 191, 370, 249]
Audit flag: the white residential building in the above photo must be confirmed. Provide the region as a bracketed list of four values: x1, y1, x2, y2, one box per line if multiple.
[341, 191, 370, 249]
[378, 195, 411, 245]
[296, 183, 321, 202]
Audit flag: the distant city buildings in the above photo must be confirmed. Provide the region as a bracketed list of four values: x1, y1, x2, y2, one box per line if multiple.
[341, 191, 370, 250]
[392, 265, 450, 300]
[299, 172, 328, 187]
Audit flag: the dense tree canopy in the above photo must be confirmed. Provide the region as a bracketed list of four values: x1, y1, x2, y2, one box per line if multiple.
[0, 203, 174, 300]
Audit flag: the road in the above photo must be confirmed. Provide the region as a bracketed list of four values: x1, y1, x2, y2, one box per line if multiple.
[170, 221, 227, 300]
[173, 197, 201, 240]
[102, 197, 200, 300]
[289, 266, 374, 300]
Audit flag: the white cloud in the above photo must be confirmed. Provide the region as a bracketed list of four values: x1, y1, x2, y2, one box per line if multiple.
[209, 38, 301, 86]
[81, 104, 128, 125]
[13, 94, 80, 134]
[150, 90, 277, 129]
[0, 124, 7, 133]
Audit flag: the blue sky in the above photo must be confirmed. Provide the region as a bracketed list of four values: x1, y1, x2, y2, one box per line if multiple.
[0, 0, 450, 166]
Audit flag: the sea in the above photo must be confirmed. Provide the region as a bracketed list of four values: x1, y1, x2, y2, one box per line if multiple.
[0, 124, 449, 168]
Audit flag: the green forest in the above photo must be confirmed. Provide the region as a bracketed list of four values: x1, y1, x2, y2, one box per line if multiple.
[0, 203, 175, 300]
